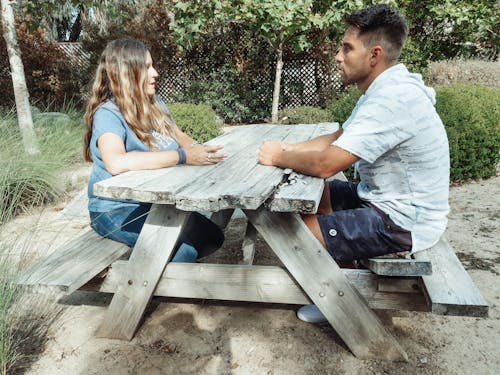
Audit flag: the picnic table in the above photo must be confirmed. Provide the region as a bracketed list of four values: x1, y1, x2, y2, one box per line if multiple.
[91, 123, 408, 360]
[18, 123, 488, 362]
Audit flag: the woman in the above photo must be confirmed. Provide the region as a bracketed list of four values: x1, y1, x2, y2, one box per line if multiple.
[83, 39, 225, 262]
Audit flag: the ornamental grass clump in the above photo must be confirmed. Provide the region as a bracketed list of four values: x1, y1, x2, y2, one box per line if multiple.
[0, 250, 19, 375]
[0, 104, 83, 223]
[0, 229, 64, 375]
[436, 84, 499, 181]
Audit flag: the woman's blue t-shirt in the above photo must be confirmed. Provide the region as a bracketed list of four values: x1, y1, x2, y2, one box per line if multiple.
[88, 99, 179, 212]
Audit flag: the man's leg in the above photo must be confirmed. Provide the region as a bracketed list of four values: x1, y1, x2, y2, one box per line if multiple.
[297, 180, 411, 323]
[298, 181, 354, 324]
[301, 181, 359, 266]
[301, 181, 332, 248]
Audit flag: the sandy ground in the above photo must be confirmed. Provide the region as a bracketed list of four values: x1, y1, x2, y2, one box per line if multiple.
[4, 165, 499, 375]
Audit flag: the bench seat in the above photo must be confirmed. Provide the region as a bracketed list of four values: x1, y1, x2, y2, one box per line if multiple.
[414, 236, 489, 317]
[17, 229, 130, 294]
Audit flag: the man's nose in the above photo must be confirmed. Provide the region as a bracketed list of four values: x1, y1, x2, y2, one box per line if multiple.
[335, 50, 342, 62]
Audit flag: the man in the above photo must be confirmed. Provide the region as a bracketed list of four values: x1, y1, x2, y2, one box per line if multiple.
[259, 4, 450, 323]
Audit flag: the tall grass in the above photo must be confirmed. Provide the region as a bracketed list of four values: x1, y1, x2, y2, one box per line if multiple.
[0, 103, 84, 373]
[0, 253, 19, 375]
[0, 104, 84, 223]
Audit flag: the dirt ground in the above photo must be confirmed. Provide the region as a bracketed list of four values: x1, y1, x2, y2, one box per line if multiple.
[4, 166, 499, 375]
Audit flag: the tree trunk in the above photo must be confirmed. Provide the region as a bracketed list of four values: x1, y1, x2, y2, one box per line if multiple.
[271, 35, 284, 124]
[1, 0, 38, 155]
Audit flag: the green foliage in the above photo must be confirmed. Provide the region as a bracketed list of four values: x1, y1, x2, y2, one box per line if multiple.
[0, 17, 88, 108]
[0, 105, 83, 223]
[279, 106, 331, 124]
[170, 0, 344, 122]
[435, 84, 500, 181]
[168, 103, 223, 143]
[171, 0, 335, 51]
[399, 0, 499, 67]
[328, 85, 361, 124]
[171, 53, 273, 123]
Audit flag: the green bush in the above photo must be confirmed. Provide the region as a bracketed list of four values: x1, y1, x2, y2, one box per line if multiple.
[279, 106, 332, 124]
[436, 84, 499, 181]
[168, 103, 223, 143]
[328, 85, 361, 124]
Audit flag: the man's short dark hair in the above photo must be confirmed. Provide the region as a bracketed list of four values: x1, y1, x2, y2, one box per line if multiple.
[344, 4, 408, 63]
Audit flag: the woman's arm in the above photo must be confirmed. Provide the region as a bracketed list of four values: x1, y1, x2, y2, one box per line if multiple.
[98, 133, 181, 175]
[98, 130, 226, 175]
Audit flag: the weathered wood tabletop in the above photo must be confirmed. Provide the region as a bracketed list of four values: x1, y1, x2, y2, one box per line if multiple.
[94, 123, 337, 213]
[93, 123, 408, 361]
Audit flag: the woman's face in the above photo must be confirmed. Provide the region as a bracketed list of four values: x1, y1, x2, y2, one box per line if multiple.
[145, 51, 159, 95]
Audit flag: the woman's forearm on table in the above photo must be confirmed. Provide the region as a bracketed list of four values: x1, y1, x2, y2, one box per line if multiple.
[104, 150, 180, 175]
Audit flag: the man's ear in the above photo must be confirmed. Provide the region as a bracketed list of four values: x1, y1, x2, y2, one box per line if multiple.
[370, 45, 384, 66]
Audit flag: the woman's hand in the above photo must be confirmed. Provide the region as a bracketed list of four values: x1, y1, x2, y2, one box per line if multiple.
[185, 143, 226, 165]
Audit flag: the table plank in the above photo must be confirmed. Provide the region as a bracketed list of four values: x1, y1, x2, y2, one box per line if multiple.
[96, 204, 189, 340]
[244, 207, 407, 361]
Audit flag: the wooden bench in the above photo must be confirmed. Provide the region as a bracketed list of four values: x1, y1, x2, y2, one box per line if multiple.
[17, 224, 488, 319]
[17, 229, 130, 294]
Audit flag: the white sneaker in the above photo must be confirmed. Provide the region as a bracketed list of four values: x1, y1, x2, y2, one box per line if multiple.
[296, 304, 327, 324]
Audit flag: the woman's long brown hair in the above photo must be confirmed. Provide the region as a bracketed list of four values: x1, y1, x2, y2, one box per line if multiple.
[83, 39, 176, 162]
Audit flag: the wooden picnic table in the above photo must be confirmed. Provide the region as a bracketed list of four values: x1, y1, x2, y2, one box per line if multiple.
[92, 123, 408, 360]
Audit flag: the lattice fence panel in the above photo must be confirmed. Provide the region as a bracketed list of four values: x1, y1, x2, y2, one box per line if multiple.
[156, 56, 342, 109]
[58, 43, 343, 109]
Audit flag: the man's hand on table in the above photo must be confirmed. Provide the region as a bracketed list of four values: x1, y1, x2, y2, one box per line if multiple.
[258, 141, 292, 166]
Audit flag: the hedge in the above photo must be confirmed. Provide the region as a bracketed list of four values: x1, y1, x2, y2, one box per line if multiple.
[436, 84, 499, 181]
[168, 103, 223, 143]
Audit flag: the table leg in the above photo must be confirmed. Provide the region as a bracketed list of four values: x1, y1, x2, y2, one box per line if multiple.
[239, 222, 257, 265]
[244, 207, 408, 361]
[96, 204, 189, 340]
[210, 208, 234, 230]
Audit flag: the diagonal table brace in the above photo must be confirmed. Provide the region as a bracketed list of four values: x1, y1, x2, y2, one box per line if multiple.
[96, 204, 189, 340]
[244, 207, 408, 361]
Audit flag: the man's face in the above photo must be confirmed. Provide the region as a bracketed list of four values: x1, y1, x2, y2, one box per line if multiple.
[335, 26, 372, 89]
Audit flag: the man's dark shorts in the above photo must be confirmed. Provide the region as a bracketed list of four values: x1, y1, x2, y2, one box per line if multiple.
[317, 180, 412, 262]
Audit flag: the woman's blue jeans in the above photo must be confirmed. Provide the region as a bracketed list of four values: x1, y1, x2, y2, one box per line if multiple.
[89, 203, 198, 262]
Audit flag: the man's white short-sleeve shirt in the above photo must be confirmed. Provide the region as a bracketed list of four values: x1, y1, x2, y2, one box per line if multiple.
[333, 64, 450, 253]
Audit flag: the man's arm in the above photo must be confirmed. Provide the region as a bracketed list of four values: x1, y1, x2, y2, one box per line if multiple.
[259, 141, 358, 178]
[286, 129, 344, 152]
